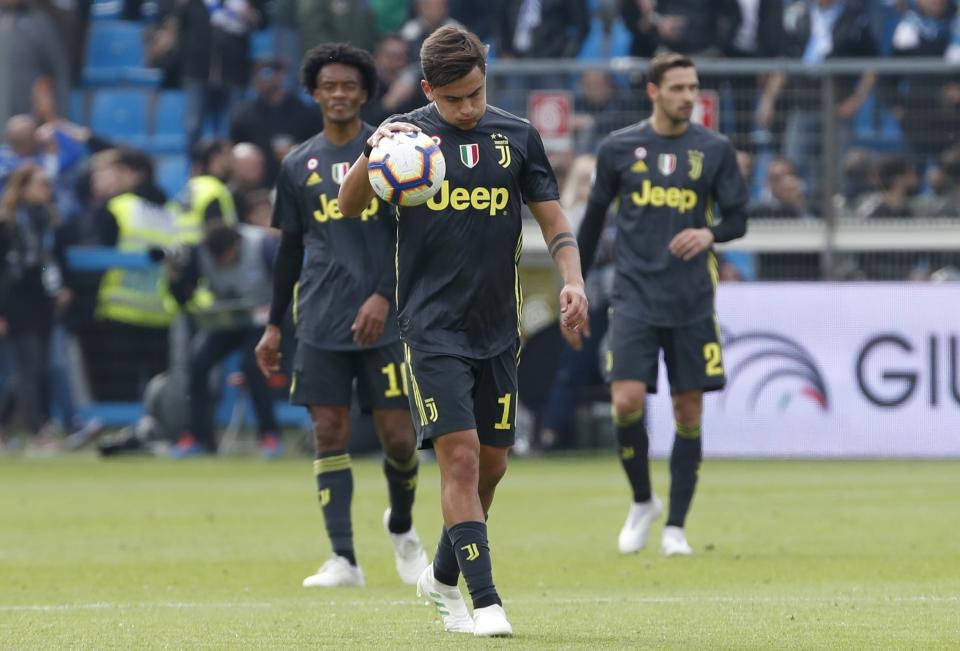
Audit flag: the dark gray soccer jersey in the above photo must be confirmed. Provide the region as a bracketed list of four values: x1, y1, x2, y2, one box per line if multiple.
[588, 120, 748, 327]
[271, 125, 399, 351]
[387, 104, 558, 358]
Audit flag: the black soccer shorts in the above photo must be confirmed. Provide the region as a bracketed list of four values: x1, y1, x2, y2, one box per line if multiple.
[290, 340, 410, 411]
[402, 341, 519, 448]
[606, 309, 726, 394]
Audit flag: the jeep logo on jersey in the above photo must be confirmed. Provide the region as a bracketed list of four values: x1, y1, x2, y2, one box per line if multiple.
[657, 154, 677, 175]
[460, 144, 480, 168]
[331, 162, 350, 185]
[631, 179, 698, 213]
[314, 193, 380, 222]
[426, 180, 509, 216]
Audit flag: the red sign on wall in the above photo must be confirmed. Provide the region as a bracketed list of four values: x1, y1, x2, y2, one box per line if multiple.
[528, 91, 573, 153]
[693, 90, 719, 130]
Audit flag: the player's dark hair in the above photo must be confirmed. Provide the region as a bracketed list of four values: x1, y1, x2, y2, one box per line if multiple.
[204, 223, 242, 259]
[646, 53, 695, 86]
[299, 42, 378, 98]
[420, 26, 487, 88]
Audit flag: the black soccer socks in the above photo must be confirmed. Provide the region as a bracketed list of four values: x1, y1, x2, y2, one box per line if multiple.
[667, 425, 702, 527]
[614, 409, 652, 503]
[314, 450, 356, 565]
[432, 526, 461, 587]
[383, 454, 419, 534]
[449, 521, 501, 609]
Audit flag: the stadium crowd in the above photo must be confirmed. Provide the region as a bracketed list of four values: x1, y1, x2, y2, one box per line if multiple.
[0, 0, 959, 454]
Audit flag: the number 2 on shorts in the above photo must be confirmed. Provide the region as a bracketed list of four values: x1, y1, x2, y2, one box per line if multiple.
[703, 342, 724, 377]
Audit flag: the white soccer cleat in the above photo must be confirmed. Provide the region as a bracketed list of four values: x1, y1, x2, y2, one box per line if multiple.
[383, 508, 430, 585]
[661, 525, 694, 556]
[302, 555, 365, 587]
[416, 564, 474, 633]
[617, 495, 663, 554]
[473, 604, 513, 638]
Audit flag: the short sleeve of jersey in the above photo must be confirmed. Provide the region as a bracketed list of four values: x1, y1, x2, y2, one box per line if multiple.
[270, 165, 303, 234]
[713, 140, 749, 214]
[587, 138, 619, 208]
[520, 125, 560, 203]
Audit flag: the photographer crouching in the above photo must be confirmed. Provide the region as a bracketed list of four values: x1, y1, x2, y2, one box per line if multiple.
[164, 223, 281, 458]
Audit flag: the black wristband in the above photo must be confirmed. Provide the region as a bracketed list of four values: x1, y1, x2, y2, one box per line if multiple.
[363, 142, 373, 158]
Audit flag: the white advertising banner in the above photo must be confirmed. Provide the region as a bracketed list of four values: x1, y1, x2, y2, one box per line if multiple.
[645, 283, 960, 457]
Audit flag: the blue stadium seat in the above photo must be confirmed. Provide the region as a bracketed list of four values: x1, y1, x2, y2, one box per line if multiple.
[156, 154, 188, 199]
[84, 20, 161, 86]
[90, 89, 149, 146]
[149, 90, 187, 154]
[69, 90, 87, 125]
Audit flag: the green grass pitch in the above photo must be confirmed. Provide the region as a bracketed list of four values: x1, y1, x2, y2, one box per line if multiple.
[1, 455, 958, 649]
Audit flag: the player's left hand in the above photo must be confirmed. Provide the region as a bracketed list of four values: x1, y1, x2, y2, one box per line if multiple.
[352, 293, 390, 347]
[559, 282, 589, 336]
[669, 228, 714, 261]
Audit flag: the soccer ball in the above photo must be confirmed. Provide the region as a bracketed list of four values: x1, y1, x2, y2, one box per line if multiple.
[367, 131, 446, 206]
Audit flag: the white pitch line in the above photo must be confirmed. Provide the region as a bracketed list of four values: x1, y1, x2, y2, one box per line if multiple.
[1, 595, 958, 613]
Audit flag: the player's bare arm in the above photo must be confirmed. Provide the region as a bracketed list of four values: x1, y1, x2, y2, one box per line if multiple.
[338, 122, 420, 215]
[529, 200, 589, 343]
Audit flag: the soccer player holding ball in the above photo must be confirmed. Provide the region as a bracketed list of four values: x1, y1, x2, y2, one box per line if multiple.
[571, 54, 749, 557]
[255, 43, 428, 589]
[339, 26, 588, 637]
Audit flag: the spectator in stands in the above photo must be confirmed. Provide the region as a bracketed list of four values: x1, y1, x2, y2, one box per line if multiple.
[361, 34, 424, 127]
[371, 0, 411, 35]
[240, 188, 274, 228]
[166, 222, 280, 458]
[165, 0, 269, 149]
[930, 143, 960, 217]
[229, 142, 265, 222]
[772, 0, 877, 202]
[0, 164, 69, 451]
[296, 0, 377, 56]
[498, 0, 590, 60]
[401, 0, 463, 63]
[835, 146, 877, 217]
[496, 0, 590, 112]
[860, 153, 918, 219]
[726, 0, 785, 152]
[449, 0, 496, 41]
[229, 57, 323, 186]
[882, 0, 960, 165]
[0, 0, 70, 126]
[621, 0, 741, 57]
[749, 168, 816, 219]
[171, 139, 238, 245]
[572, 70, 636, 154]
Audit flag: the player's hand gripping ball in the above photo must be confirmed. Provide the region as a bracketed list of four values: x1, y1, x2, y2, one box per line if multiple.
[368, 131, 446, 206]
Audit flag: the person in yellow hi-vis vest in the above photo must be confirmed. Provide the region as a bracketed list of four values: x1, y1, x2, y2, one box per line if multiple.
[84, 148, 178, 402]
[170, 139, 238, 245]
